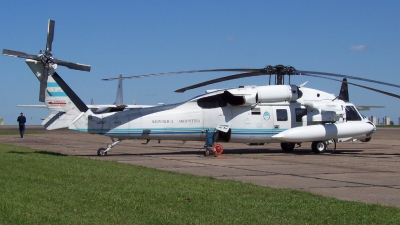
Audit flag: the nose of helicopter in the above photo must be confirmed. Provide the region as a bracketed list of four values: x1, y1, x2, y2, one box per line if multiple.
[367, 121, 376, 134]
[362, 115, 376, 134]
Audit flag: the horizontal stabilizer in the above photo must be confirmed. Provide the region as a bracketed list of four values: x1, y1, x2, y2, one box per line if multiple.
[42, 111, 77, 130]
[18, 105, 47, 108]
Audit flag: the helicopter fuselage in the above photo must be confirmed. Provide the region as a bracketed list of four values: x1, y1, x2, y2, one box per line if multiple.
[77, 85, 374, 145]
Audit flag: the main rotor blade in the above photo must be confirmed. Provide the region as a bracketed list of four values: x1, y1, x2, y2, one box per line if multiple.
[175, 71, 265, 93]
[303, 74, 400, 99]
[102, 68, 258, 81]
[2, 49, 40, 60]
[46, 20, 55, 52]
[296, 70, 400, 89]
[53, 59, 91, 72]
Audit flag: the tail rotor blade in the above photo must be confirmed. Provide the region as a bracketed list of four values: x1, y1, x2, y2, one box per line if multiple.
[46, 20, 55, 52]
[39, 68, 49, 102]
[53, 58, 91, 71]
[2, 49, 40, 60]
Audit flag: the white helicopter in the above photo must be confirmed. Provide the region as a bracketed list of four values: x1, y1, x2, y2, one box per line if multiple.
[4, 20, 400, 156]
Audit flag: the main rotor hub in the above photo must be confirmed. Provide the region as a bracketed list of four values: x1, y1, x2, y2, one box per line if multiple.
[263, 65, 297, 85]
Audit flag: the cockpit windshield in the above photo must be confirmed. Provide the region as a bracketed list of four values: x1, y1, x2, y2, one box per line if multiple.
[345, 105, 362, 121]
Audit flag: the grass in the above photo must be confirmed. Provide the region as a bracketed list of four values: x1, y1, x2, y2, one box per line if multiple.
[0, 143, 399, 224]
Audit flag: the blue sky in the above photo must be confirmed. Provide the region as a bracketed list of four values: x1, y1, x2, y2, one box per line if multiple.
[1, 0, 399, 125]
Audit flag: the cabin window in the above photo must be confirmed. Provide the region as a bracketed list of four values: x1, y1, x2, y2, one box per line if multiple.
[276, 109, 288, 121]
[295, 108, 307, 122]
[345, 106, 361, 121]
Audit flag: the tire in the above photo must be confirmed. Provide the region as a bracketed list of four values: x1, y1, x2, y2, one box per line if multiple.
[280, 142, 295, 152]
[312, 141, 327, 154]
[97, 147, 107, 156]
[360, 137, 372, 142]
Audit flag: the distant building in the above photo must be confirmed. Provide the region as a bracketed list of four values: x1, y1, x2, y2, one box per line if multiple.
[0, 117, 5, 125]
[384, 116, 391, 125]
[369, 116, 377, 125]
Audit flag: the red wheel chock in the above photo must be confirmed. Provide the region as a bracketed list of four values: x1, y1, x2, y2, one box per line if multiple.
[212, 143, 224, 155]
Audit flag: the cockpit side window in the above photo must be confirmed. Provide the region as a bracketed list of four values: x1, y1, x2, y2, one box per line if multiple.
[345, 106, 361, 121]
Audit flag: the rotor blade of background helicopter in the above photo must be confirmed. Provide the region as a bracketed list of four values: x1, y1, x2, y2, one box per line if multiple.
[175, 71, 265, 93]
[296, 70, 400, 89]
[46, 20, 55, 52]
[2, 49, 40, 60]
[53, 58, 91, 71]
[303, 74, 400, 99]
[102, 68, 259, 81]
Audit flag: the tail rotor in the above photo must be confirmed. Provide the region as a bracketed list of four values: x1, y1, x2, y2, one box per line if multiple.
[2, 19, 91, 102]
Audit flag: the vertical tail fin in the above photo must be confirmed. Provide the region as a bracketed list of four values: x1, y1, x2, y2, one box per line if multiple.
[113, 74, 124, 105]
[338, 78, 349, 101]
[26, 59, 93, 131]
[26, 59, 69, 111]
[51, 72, 94, 132]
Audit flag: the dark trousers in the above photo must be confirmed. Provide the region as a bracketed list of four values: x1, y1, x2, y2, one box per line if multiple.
[19, 124, 25, 137]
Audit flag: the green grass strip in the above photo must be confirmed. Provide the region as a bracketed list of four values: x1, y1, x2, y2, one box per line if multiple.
[0, 143, 399, 224]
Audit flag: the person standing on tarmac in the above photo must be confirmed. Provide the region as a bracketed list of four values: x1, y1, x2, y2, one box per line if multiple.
[17, 112, 26, 138]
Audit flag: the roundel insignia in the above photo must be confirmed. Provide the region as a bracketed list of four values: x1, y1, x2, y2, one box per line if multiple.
[263, 111, 270, 121]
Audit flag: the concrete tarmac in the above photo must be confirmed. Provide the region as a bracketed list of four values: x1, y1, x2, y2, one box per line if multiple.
[1, 125, 400, 208]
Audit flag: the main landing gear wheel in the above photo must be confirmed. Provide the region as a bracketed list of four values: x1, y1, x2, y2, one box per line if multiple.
[212, 143, 224, 155]
[311, 141, 327, 154]
[97, 147, 108, 156]
[280, 142, 295, 152]
[97, 138, 123, 156]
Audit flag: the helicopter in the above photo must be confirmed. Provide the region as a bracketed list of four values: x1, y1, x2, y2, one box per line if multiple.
[3, 20, 400, 156]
